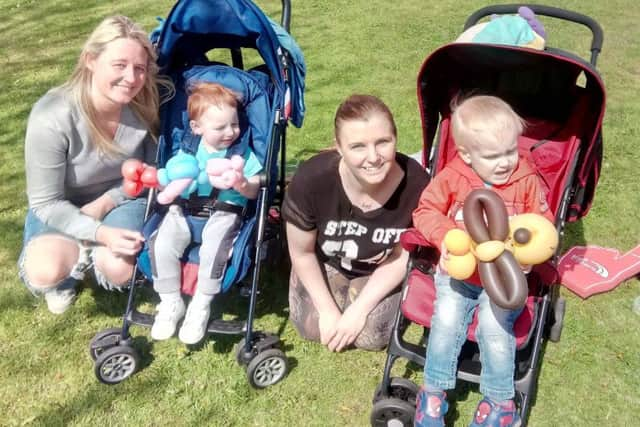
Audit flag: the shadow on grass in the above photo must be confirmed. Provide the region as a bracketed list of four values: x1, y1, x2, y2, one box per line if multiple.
[562, 217, 587, 248]
[444, 382, 475, 427]
[29, 368, 172, 426]
[79, 253, 295, 371]
[128, 336, 156, 373]
[85, 284, 134, 318]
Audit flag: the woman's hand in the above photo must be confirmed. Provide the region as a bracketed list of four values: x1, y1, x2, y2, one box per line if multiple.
[81, 194, 116, 220]
[95, 225, 145, 257]
[318, 308, 341, 346]
[327, 304, 368, 352]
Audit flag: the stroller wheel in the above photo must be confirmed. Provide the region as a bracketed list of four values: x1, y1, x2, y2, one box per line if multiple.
[372, 377, 420, 405]
[88, 327, 123, 361]
[549, 296, 566, 342]
[94, 345, 139, 385]
[234, 338, 256, 366]
[246, 348, 288, 388]
[370, 397, 415, 427]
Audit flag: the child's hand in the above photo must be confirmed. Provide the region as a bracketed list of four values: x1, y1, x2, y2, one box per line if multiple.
[519, 263, 532, 274]
[438, 240, 450, 273]
[206, 156, 245, 190]
[231, 175, 248, 192]
[209, 170, 242, 190]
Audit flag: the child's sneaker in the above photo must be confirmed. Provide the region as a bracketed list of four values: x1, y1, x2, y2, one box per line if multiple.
[469, 398, 521, 427]
[151, 298, 186, 340]
[44, 287, 77, 314]
[178, 302, 211, 345]
[414, 387, 448, 427]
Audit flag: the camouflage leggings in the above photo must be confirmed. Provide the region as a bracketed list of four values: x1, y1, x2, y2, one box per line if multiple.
[288, 263, 401, 351]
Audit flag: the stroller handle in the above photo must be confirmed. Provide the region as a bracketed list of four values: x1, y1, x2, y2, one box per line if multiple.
[281, 0, 291, 31]
[463, 4, 604, 67]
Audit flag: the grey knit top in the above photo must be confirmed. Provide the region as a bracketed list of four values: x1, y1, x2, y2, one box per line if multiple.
[24, 88, 156, 241]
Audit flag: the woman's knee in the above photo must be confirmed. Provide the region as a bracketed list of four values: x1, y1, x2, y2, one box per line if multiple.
[290, 316, 321, 342]
[352, 295, 397, 351]
[22, 236, 78, 288]
[93, 248, 135, 286]
[354, 332, 388, 351]
[288, 287, 321, 342]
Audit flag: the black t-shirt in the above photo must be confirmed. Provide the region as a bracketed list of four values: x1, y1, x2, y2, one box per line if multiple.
[282, 150, 430, 278]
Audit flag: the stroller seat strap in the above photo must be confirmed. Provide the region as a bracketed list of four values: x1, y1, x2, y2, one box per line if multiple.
[179, 195, 245, 218]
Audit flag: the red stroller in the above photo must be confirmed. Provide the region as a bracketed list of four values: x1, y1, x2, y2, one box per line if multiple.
[370, 5, 605, 426]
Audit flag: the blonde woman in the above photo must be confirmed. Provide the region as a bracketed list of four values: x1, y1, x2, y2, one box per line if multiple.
[19, 16, 171, 314]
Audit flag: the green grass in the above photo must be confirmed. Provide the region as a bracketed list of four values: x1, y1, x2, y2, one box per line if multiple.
[1, 0, 639, 426]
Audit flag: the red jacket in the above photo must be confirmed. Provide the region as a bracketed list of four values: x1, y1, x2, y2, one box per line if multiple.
[413, 154, 553, 252]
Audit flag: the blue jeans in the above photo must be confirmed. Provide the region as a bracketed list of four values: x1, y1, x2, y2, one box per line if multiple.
[423, 272, 523, 402]
[18, 198, 147, 294]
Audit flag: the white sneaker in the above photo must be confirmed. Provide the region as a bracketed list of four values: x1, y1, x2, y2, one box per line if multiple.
[151, 298, 186, 341]
[44, 288, 77, 314]
[178, 302, 211, 345]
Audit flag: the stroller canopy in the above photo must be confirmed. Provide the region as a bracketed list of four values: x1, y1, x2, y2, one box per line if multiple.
[153, 0, 305, 126]
[417, 43, 606, 221]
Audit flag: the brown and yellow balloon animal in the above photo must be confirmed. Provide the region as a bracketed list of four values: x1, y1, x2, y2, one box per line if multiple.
[443, 189, 558, 310]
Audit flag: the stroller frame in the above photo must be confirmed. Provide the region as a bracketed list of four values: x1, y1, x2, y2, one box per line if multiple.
[371, 5, 605, 426]
[89, 0, 300, 389]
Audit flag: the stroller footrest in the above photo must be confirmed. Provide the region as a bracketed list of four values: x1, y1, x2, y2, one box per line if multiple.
[129, 310, 154, 327]
[207, 319, 247, 335]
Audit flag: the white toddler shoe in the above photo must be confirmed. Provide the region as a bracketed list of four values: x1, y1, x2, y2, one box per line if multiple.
[178, 301, 211, 345]
[151, 298, 186, 340]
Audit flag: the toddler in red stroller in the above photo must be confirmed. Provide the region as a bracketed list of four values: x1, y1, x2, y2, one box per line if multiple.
[412, 94, 554, 427]
[370, 5, 605, 427]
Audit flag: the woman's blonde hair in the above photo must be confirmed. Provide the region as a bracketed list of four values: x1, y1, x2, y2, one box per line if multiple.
[62, 15, 173, 155]
[451, 95, 525, 150]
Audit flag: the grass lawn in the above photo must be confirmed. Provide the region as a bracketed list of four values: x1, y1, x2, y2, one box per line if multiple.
[1, 0, 639, 426]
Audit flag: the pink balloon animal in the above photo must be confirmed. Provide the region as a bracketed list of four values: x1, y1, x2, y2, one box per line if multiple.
[206, 154, 245, 190]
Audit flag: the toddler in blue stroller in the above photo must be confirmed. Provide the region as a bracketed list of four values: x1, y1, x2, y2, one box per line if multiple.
[148, 82, 262, 345]
[89, 0, 305, 388]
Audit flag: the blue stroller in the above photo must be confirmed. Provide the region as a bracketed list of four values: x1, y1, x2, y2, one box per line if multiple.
[89, 0, 305, 388]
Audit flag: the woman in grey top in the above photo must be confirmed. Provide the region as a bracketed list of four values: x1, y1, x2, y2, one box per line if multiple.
[19, 16, 171, 314]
